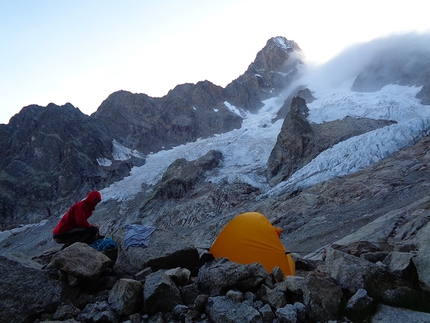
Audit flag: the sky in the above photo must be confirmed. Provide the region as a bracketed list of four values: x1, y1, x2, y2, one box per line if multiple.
[1, 0, 430, 125]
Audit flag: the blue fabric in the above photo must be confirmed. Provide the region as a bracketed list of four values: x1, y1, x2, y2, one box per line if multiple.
[124, 224, 156, 249]
[90, 237, 118, 251]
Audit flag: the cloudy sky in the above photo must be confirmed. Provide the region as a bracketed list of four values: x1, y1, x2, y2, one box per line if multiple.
[1, 0, 429, 124]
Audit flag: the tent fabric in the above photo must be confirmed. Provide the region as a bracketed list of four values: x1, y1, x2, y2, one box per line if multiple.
[209, 212, 295, 277]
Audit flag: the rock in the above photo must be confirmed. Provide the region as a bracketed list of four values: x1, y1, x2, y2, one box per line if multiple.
[143, 270, 183, 314]
[258, 284, 287, 308]
[165, 267, 191, 286]
[148, 150, 223, 200]
[52, 303, 81, 321]
[196, 258, 267, 294]
[371, 304, 430, 323]
[345, 288, 374, 320]
[258, 303, 276, 323]
[278, 273, 342, 322]
[325, 246, 393, 294]
[275, 303, 298, 323]
[76, 300, 119, 323]
[108, 278, 143, 316]
[352, 47, 430, 92]
[416, 82, 430, 104]
[224, 37, 304, 113]
[266, 97, 395, 186]
[205, 296, 263, 323]
[51, 242, 113, 280]
[383, 251, 416, 277]
[113, 228, 199, 276]
[179, 282, 201, 306]
[0, 255, 63, 323]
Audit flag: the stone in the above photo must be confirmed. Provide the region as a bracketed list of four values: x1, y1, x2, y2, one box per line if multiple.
[165, 267, 191, 286]
[196, 258, 267, 293]
[205, 296, 263, 323]
[108, 278, 143, 316]
[371, 304, 430, 323]
[258, 284, 286, 309]
[0, 255, 63, 323]
[279, 273, 342, 322]
[51, 242, 112, 280]
[76, 301, 119, 323]
[143, 270, 183, 314]
[113, 228, 199, 276]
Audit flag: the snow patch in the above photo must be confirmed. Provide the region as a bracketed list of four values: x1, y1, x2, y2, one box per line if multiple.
[97, 158, 112, 166]
[112, 139, 145, 161]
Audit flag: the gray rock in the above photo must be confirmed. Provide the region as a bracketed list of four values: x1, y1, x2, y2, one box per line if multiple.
[196, 258, 267, 293]
[275, 303, 297, 323]
[205, 296, 263, 323]
[278, 273, 342, 322]
[51, 242, 112, 280]
[258, 284, 287, 309]
[52, 303, 81, 321]
[325, 246, 391, 294]
[266, 95, 395, 186]
[383, 251, 415, 276]
[143, 270, 183, 314]
[77, 300, 119, 323]
[165, 267, 191, 286]
[371, 304, 430, 323]
[113, 228, 199, 276]
[258, 303, 276, 323]
[0, 255, 63, 323]
[108, 278, 143, 316]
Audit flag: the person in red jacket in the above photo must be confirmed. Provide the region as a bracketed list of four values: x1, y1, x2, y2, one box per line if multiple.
[52, 190, 102, 248]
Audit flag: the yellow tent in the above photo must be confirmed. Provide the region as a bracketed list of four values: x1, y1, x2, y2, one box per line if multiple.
[209, 212, 295, 277]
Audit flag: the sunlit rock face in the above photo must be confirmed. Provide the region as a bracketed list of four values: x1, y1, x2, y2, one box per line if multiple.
[224, 36, 305, 113]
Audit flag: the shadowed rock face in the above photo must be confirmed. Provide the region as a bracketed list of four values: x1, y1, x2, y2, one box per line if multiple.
[416, 82, 430, 104]
[266, 97, 395, 186]
[0, 103, 143, 228]
[93, 81, 243, 154]
[224, 37, 304, 113]
[352, 48, 430, 92]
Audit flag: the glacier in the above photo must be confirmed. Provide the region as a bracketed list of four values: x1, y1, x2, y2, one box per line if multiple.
[101, 77, 430, 203]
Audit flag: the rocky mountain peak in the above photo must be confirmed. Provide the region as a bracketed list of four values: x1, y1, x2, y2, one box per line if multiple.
[224, 36, 304, 113]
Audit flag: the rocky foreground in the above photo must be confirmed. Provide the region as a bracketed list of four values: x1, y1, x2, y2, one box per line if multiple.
[1, 209, 430, 323]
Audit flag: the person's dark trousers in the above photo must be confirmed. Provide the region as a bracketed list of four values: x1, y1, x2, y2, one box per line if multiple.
[53, 226, 100, 247]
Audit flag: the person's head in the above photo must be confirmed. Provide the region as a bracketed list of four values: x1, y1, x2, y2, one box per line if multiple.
[86, 190, 102, 209]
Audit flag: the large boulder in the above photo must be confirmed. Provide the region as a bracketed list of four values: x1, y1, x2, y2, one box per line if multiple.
[196, 258, 267, 294]
[143, 270, 183, 314]
[113, 228, 199, 276]
[0, 255, 63, 323]
[51, 242, 113, 280]
[108, 278, 143, 316]
[205, 296, 263, 323]
[277, 273, 343, 322]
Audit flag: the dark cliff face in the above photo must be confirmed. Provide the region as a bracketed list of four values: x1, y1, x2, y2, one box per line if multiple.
[93, 81, 243, 154]
[0, 103, 141, 229]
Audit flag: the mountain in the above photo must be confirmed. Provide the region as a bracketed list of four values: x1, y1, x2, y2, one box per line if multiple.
[1, 33, 430, 321]
[0, 37, 304, 229]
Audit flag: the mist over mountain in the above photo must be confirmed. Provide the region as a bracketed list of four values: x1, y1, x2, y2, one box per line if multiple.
[1, 32, 430, 321]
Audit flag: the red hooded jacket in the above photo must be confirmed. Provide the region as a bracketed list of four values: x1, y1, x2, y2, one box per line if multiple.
[52, 191, 102, 235]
